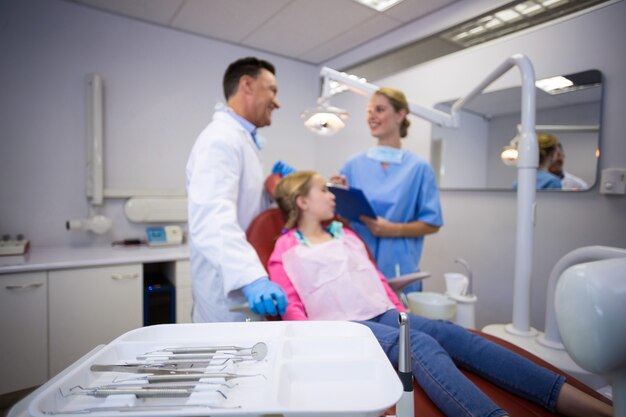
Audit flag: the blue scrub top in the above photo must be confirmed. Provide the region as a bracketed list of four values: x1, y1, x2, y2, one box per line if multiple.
[340, 151, 443, 280]
[513, 169, 562, 190]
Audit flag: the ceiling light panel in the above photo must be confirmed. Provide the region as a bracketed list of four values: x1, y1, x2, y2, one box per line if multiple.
[439, 0, 609, 48]
[352, 0, 405, 12]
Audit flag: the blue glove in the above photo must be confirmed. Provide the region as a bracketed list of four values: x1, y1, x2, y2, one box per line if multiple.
[241, 278, 288, 316]
[271, 160, 296, 177]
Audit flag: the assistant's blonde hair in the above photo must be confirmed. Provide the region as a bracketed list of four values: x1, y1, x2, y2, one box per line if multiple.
[274, 171, 317, 229]
[375, 87, 411, 138]
[537, 133, 560, 167]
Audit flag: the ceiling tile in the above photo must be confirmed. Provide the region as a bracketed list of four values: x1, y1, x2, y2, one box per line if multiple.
[170, 0, 291, 43]
[383, 0, 460, 23]
[71, 0, 184, 25]
[298, 14, 400, 63]
[242, 0, 378, 59]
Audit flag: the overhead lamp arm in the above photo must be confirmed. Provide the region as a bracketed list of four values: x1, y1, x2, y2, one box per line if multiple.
[319, 67, 458, 128]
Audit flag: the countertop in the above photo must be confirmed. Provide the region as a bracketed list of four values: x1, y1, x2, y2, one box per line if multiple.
[0, 244, 190, 274]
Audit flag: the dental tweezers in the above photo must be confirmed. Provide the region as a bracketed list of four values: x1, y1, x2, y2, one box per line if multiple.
[43, 403, 240, 415]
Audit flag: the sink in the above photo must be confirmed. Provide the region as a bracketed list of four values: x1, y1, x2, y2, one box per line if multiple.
[407, 292, 456, 321]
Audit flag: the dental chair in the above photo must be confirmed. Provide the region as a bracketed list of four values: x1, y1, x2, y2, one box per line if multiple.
[556, 257, 626, 417]
[245, 205, 611, 417]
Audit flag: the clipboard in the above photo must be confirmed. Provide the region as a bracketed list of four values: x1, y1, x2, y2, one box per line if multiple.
[328, 184, 377, 223]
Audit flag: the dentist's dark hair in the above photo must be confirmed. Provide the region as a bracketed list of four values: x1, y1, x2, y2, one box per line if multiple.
[223, 57, 276, 100]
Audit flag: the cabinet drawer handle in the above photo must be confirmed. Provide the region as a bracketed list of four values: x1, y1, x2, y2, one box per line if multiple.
[111, 273, 139, 280]
[5, 282, 44, 290]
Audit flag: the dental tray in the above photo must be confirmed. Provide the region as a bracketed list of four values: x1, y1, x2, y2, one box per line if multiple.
[29, 321, 402, 417]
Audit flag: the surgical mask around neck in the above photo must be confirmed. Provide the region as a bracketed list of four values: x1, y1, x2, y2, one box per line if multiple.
[254, 133, 266, 150]
[367, 146, 403, 164]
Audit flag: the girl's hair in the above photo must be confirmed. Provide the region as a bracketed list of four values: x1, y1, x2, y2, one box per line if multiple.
[375, 87, 411, 138]
[538, 133, 559, 167]
[274, 170, 317, 229]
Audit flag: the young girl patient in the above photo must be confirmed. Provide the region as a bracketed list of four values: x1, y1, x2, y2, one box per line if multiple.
[268, 170, 611, 417]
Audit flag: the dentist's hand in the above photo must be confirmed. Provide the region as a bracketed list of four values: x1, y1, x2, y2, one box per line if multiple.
[241, 278, 288, 316]
[272, 160, 296, 177]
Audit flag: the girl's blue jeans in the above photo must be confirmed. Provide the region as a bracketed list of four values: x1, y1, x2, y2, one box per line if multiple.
[357, 309, 565, 417]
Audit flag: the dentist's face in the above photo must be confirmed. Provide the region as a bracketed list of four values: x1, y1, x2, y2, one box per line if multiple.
[367, 94, 404, 140]
[549, 145, 565, 176]
[248, 68, 280, 128]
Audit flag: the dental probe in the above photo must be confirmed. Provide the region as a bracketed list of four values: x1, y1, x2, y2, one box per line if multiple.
[396, 312, 414, 417]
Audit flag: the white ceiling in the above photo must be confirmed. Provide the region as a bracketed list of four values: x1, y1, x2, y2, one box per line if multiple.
[69, 0, 461, 65]
[437, 83, 603, 118]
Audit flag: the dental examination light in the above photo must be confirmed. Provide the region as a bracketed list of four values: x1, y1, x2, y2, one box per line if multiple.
[501, 136, 520, 166]
[301, 67, 458, 135]
[300, 98, 349, 136]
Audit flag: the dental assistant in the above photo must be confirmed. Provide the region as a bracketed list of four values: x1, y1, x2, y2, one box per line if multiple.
[186, 57, 287, 322]
[334, 87, 442, 290]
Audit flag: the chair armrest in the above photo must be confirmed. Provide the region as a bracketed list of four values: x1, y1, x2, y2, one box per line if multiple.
[229, 303, 267, 322]
[388, 272, 431, 292]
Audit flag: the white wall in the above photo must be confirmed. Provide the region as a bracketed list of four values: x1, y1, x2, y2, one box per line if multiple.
[314, 1, 626, 329]
[0, 0, 320, 246]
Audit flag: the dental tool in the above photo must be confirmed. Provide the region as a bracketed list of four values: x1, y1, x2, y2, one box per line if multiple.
[114, 372, 266, 384]
[62, 386, 208, 399]
[159, 341, 267, 355]
[396, 312, 414, 417]
[136, 348, 266, 361]
[42, 403, 240, 415]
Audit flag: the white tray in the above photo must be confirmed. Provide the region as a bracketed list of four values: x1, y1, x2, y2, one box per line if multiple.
[29, 321, 402, 417]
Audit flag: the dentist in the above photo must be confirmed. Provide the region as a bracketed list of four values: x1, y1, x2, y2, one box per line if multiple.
[186, 57, 288, 322]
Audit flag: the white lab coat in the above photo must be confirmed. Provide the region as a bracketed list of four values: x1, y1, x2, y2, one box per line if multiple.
[561, 170, 589, 190]
[186, 110, 270, 322]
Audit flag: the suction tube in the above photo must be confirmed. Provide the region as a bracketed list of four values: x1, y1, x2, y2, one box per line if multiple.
[396, 312, 414, 417]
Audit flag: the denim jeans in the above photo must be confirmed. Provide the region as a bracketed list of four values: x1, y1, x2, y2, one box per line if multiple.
[357, 309, 565, 417]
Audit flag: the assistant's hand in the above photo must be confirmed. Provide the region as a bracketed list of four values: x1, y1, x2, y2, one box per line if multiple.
[271, 160, 296, 177]
[360, 216, 401, 237]
[241, 278, 288, 316]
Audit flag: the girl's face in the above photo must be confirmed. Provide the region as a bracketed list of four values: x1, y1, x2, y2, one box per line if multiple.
[298, 175, 336, 222]
[367, 94, 405, 140]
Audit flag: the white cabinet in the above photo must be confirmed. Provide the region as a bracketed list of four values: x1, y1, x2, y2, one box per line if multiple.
[174, 260, 192, 323]
[0, 272, 47, 395]
[48, 264, 142, 376]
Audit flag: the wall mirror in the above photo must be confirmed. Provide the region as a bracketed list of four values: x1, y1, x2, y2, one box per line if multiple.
[431, 69, 602, 191]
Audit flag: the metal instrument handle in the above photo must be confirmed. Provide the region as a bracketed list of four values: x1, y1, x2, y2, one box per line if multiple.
[398, 312, 411, 373]
[111, 273, 139, 280]
[5, 282, 44, 290]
